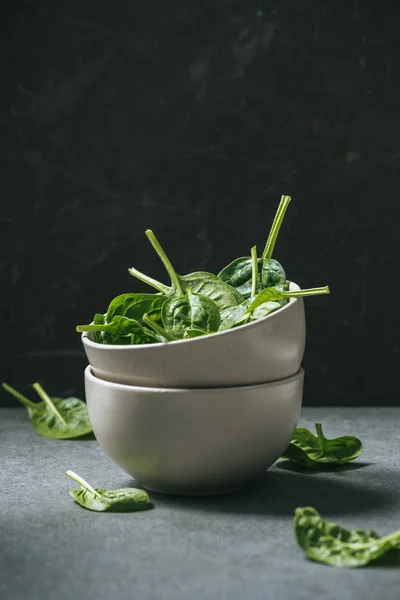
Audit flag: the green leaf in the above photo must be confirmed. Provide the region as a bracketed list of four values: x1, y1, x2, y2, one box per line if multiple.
[179, 271, 243, 309]
[294, 507, 400, 568]
[142, 314, 177, 342]
[183, 327, 208, 338]
[2, 383, 92, 439]
[217, 195, 291, 298]
[106, 293, 166, 323]
[65, 471, 150, 512]
[218, 257, 286, 299]
[162, 290, 220, 338]
[93, 313, 106, 343]
[282, 423, 363, 467]
[247, 285, 330, 313]
[219, 303, 250, 331]
[250, 300, 285, 320]
[76, 315, 160, 345]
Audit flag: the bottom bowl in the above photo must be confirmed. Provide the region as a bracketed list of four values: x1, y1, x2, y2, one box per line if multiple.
[85, 366, 304, 496]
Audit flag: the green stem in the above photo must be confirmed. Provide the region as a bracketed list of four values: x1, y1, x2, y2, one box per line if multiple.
[2, 383, 37, 409]
[315, 423, 326, 452]
[250, 245, 258, 297]
[76, 322, 114, 333]
[65, 470, 100, 496]
[32, 383, 66, 425]
[145, 230, 184, 296]
[143, 314, 176, 342]
[128, 266, 170, 295]
[282, 285, 330, 298]
[262, 195, 291, 260]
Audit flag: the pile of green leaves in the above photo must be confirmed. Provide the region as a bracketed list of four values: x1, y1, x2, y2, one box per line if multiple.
[76, 195, 330, 344]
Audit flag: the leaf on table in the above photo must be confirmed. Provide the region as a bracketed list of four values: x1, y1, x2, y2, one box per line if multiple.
[281, 423, 363, 467]
[66, 471, 150, 512]
[294, 507, 400, 568]
[2, 382, 93, 439]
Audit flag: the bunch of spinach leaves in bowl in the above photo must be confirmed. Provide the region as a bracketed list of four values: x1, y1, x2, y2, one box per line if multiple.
[77, 194, 330, 345]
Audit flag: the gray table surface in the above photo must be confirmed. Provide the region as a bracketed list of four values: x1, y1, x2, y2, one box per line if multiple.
[1, 407, 400, 600]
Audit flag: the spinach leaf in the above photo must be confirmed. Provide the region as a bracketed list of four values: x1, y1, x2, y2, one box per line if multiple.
[106, 293, 166, 323]
[93, 313, 106, 343]
[142, 313, 177, 342]
[218, 246, 259, 331]
[77, 315, 161, 345]
[66, 471, 150, 512]
[2, 383, 92, 439]
[250, 300, 284, 320]
[219, 303, 249, 331]
[179, 271, 243, 310]
[162, 289, 220, 338]
[247, 285, 330, 312]
[144, 229, 242, 310]
[282, 423, 363, 467]
[143, 230, 222, 337]
[294, 507, 400, 568]
[183, 327, 208, 338]
[217, 195, 291, 297]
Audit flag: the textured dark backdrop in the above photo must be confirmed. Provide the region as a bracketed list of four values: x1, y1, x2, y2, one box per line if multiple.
[1, 1, 399, 406]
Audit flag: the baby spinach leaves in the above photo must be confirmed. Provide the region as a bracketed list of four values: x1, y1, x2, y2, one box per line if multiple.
[218, 194, 290, 298]
[78, 193, 330, 345]
[294, 507, 400, 568]
[162, 289, 220, 337]
[66, 471, 150, 512]
[282, 423, 363, 468]
[106, 293, 166, 323]
[2, 383, 92, 439]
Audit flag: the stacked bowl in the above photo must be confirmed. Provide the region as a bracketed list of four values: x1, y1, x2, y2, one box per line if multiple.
[81, 281, 306, 496]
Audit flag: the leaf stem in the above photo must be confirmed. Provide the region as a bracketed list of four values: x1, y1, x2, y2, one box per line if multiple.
[127, 266, 170, 294]
[145, 230, 184, 296]
[250, 245, 258, 297]
[262, 195, 291, 260]
[315, 423, 326, 452]
[32, 383, 67, 425]
[143, 314, 176, 341]
[283, 285, 330, 298]
[1, 383, 37, 408]
[76, 322, 112, 333]
[65, 470, 100, 496]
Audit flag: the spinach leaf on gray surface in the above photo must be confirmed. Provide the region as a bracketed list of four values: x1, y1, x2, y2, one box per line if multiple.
[2, 383, 92, 439]
[66, 471, 150, 512]
[294, 507, 400, 568]
[282, 423, 363, 467]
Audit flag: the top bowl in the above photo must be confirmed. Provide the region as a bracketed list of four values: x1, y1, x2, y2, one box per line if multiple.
[81, 281, 306, 388]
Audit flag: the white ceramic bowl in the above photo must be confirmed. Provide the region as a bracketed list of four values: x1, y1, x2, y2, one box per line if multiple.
[85, 366, 304, 496]
[82, 282, 305, 388]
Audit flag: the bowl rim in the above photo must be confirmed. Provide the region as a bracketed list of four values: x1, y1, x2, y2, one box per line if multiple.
[85, 365, 304, 394]
[81, 281, 302, 351]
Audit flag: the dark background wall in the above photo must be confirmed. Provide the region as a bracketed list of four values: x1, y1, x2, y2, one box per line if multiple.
[1, 1, 400, 406]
